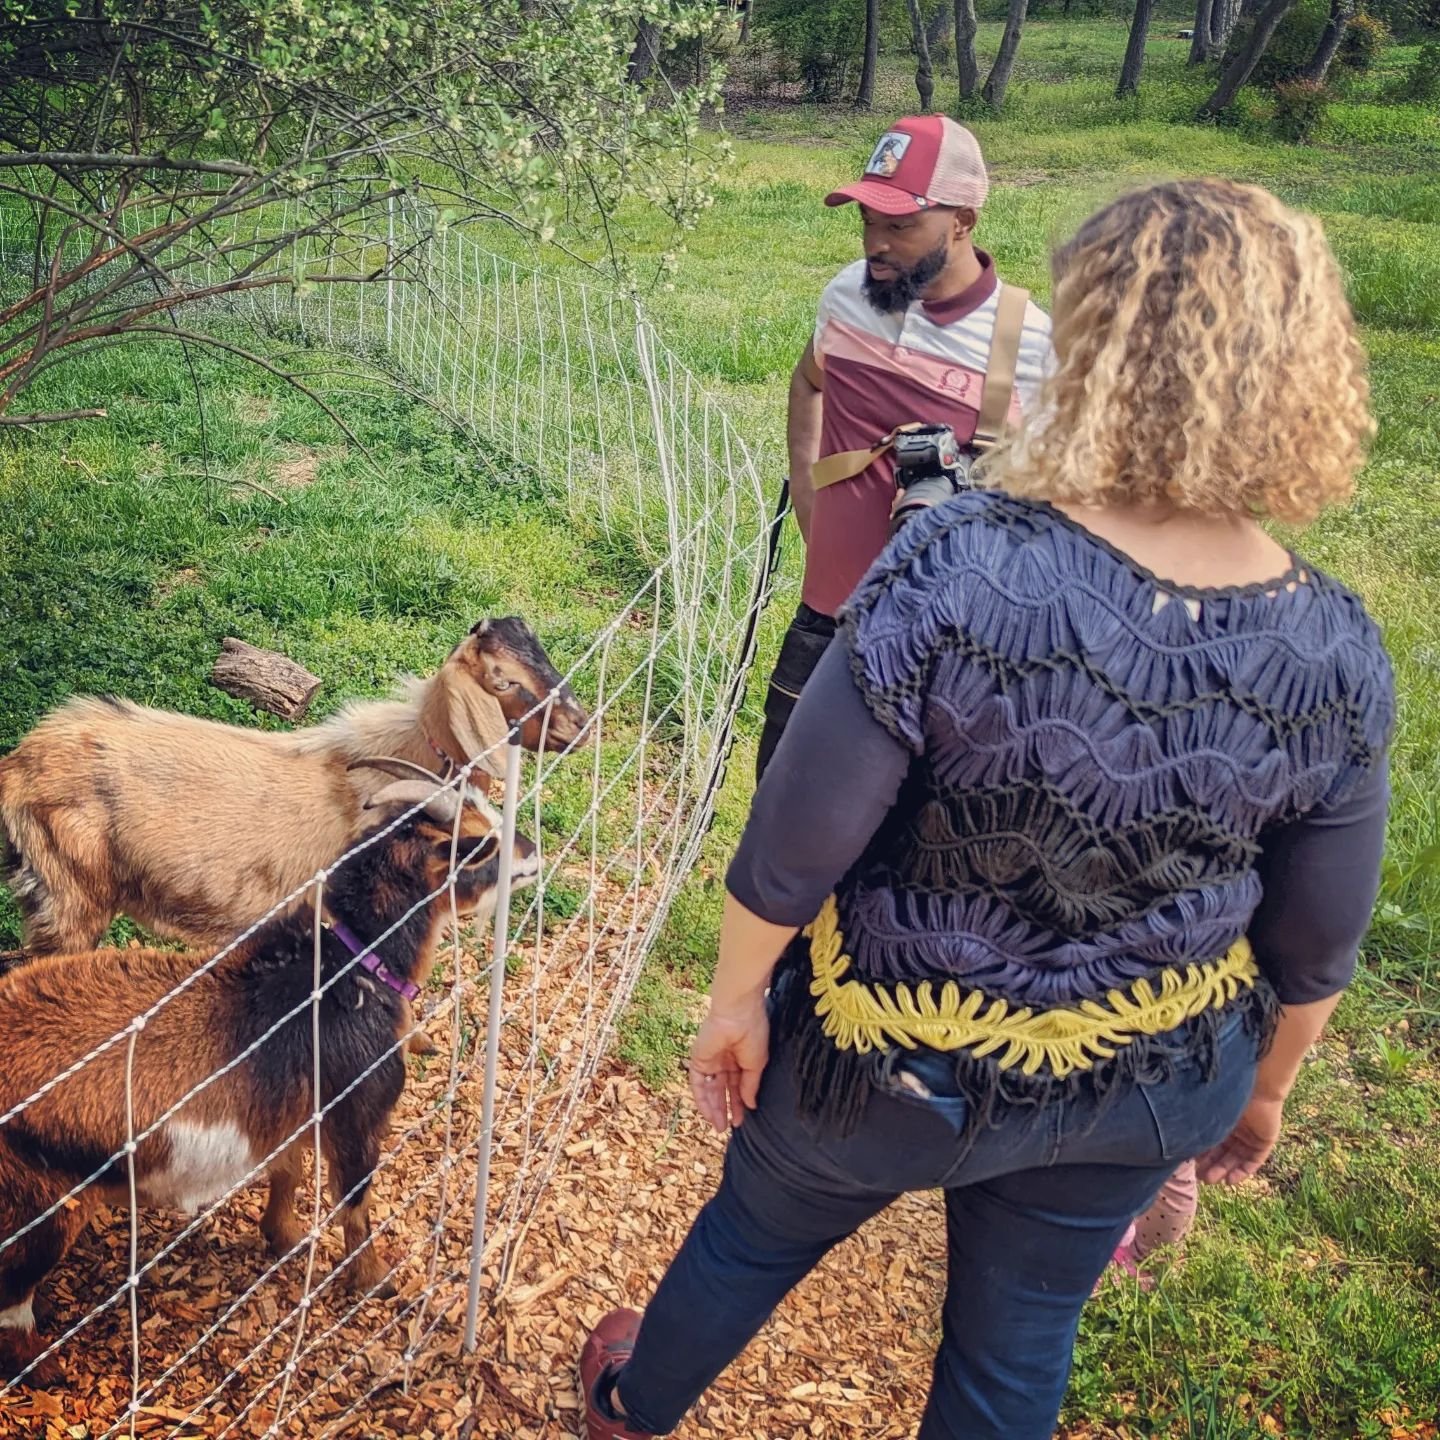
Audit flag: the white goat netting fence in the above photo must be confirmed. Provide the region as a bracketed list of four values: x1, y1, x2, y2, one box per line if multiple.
[0, 203, 779, 1435]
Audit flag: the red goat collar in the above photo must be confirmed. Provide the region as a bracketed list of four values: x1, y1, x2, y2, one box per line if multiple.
[422, 730, 458, 779]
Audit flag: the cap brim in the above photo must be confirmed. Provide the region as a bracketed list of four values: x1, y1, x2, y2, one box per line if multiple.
[823, 180, 925, 215]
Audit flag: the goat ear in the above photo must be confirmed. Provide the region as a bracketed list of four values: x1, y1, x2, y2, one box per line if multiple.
[463, 833, 501, 868]
[434, 833, 499, 871]
[428, 659, 508, 779]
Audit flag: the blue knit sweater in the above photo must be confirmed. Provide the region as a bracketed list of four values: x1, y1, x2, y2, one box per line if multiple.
[730, 492, 1394, 1128]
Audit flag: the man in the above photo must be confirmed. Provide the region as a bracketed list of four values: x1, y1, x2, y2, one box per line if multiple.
[757, 114, 1053, 781]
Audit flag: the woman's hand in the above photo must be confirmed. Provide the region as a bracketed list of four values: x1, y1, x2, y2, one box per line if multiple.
[1196, 1093, 1285, 1185]
[1199, 994, 1343, 1185]
[689, 994, 769, 1133]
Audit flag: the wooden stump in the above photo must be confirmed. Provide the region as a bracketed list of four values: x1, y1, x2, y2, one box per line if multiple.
[211, 638, 322, 722]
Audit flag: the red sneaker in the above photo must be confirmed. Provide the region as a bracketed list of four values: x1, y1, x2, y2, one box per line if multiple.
[580, 1307, 650, 1440]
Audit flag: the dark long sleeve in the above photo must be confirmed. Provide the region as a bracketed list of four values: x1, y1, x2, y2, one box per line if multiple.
[726, 639, 911, 926]
[1248, 760, 1390, 1005]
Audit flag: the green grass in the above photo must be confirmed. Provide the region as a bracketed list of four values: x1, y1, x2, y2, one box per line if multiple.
[1, 17, 1437, 1434]
[0, 331, 674, 946]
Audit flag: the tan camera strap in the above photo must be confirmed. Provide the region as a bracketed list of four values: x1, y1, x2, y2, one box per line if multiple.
[809, 283, 1030, 493]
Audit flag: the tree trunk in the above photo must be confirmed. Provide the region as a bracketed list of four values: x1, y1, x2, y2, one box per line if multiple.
[1189, 0, 1215, 61]
[856, 0, 881, 107]
[1117, 0, 1156, 95]
[981, 0, 1030, 110]
[907, 0, 936, 109]
[1191, 0, 1241, 61]
[740, 0, 753, 45]
[955, 0, 981, 98]
[926, 0, 954, 50]
[1299, 0, 1354, 81]
[1200, 0, 1295, 114]
[1210, 0, 1243, 52]
[628, 19, 662, 84]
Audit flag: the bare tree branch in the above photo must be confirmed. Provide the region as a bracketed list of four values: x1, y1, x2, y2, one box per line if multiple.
[0, 407, 108, 425]
[0, 0, 727, 423]
[0, 153, 260, 177]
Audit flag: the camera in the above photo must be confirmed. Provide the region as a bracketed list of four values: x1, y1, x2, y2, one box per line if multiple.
[889, 423, 979, 535]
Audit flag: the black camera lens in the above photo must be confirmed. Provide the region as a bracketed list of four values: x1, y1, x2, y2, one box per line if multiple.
[890, 474, 960, 534]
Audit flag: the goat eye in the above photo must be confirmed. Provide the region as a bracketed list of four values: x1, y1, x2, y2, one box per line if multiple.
[491, 678, 513, 691]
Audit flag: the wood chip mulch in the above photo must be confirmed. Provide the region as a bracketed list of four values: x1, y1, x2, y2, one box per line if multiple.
[0, 1043, 1148, 1440]
[0, 895, 1145, 1440]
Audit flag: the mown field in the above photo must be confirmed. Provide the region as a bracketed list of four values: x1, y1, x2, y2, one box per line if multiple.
[1, 13, 1436, 1437]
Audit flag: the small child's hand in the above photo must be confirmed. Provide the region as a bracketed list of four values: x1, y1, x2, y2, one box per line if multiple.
[1196, 1094, 1285, 1184]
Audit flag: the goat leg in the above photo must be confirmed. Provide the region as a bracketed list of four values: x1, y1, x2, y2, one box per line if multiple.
[326, 1135, 396, 1301]
[0, 1314, 62, 1388]
[0, 1194, 88, 1387]
[260, 1143, 307, 1259]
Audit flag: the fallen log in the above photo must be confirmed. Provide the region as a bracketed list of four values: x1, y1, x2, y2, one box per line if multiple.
[210, 637, 322, 721]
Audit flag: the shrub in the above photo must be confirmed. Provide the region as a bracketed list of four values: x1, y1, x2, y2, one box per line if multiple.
[1273, 77, 1333, 139]
[1340, 11, 1391, 69]
[1357, 0, 1440, 38]
[754, 0, 910, 101]
[1400, 39, 1440, 101]
[1229, 0, 1331, 87]
[1230, 0, 1390, 88]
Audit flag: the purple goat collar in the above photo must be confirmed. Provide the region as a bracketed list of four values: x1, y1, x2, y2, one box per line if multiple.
[327, 921, 421, 1003]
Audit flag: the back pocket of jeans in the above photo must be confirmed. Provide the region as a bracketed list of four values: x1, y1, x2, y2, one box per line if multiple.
[1138, 1018, 1260, 1161]
[817, 1080, 972, 1192]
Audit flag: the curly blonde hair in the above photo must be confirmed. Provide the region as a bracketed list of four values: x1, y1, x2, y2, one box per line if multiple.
[988, 179, 1373, 525]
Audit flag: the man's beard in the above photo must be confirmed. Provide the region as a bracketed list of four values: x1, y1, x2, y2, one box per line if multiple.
[862, 242, 950, 314]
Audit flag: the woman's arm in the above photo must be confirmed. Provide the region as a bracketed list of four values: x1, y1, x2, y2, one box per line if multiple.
[726, 639, 912, 927]
[691, 640, 912, 1130]
[1200, 762, 1389, 1182]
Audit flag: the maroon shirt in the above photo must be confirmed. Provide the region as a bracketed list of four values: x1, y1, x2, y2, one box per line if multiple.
[803, 251, 1052, 616]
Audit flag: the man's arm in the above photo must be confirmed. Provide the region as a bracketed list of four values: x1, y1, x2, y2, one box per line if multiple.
[787, 340, 825, 543]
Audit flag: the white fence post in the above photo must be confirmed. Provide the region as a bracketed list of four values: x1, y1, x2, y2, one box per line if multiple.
[386, 194, 396, 351]
[464, 735, 524, 1353]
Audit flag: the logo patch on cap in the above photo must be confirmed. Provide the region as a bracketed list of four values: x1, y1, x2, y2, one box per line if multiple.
[865, 132, 911, 178]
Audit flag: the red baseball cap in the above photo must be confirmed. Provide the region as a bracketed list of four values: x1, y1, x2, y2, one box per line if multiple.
[825, 115, 990, 216]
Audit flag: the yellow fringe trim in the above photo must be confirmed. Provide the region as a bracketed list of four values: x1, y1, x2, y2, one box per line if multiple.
[803, 895, 1258, 1079]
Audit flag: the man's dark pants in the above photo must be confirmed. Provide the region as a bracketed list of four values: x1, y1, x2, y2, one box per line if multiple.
[755, 601, 837, 784]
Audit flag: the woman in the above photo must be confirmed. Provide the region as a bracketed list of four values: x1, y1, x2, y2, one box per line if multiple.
[580, 179, 1394, 1440]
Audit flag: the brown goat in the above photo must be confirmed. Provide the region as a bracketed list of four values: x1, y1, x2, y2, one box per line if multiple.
[0, 778, 539, 1387]
[0, 615, 583, 955]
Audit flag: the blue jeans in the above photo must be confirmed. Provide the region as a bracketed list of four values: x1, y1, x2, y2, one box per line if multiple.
[615, 1012, 1260, 1438]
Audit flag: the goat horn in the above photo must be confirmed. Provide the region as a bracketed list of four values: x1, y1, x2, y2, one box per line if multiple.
[347, 755, 444, 783]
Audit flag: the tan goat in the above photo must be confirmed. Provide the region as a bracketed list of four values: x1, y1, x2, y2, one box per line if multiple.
[0, 616, 585, 955]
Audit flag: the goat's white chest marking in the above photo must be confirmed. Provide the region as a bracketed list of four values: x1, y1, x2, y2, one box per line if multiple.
[0, 1299, 35, 1332]
[140, 1120, 257, 1215]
